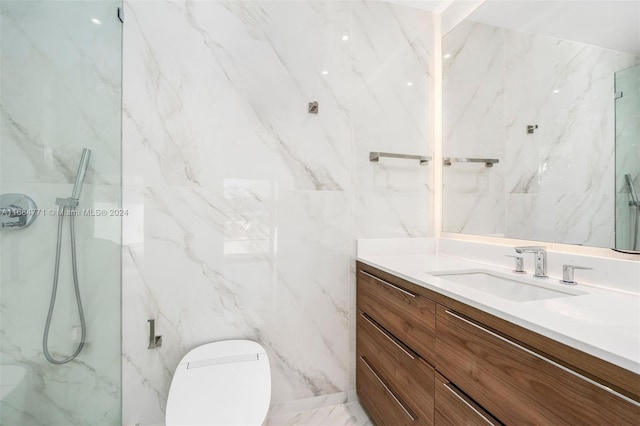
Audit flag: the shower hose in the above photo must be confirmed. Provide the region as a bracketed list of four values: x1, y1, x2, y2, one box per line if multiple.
[633, 204, 639, 251]
[43, 206, 86, 364]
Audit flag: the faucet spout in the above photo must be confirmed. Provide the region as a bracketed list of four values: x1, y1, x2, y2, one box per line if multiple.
[513, 246, 548, 278]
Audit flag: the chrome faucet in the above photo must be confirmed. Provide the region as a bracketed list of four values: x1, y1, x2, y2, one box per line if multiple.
[560, 265, 592, 285]
[514, 246, 547, 278]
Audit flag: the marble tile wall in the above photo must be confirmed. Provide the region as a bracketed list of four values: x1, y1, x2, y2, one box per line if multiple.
[443, 20, 639, 247]
[0, 1, 122, 425]
[121, 1, 434, 424]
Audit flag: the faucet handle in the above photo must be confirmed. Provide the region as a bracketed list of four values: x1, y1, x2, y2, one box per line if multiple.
[505, 255, 526, 274]
[560, 265, 592, 285]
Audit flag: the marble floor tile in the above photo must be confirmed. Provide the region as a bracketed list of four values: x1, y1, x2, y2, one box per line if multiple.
[265, 402, 372, 426]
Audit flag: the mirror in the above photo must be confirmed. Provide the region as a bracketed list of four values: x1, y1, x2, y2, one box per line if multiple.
[442, 0, 640, 250]
[615, 65, 640, 251]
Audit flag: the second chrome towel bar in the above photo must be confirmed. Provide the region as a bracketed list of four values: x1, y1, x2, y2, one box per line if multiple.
[443, 157, 499, 167]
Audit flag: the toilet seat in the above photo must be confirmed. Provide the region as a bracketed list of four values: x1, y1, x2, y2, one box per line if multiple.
[166, 340, 271, 426]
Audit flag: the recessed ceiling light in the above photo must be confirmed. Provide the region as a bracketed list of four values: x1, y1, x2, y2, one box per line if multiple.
[91, 18, 101, 25]
[321, 70, 328, 75]
[342, 35, 349, 41]
[407, 81, 413, 87]
[553, 89, 560, 93]
[443, 53, 451, 59]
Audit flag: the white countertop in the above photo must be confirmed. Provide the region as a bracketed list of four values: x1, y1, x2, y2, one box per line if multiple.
[357, 253, 640, 375]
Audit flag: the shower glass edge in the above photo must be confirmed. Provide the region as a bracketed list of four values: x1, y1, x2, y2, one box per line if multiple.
[0, 0, 123, 424]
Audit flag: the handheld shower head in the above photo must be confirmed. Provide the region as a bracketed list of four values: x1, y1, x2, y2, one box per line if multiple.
[71, 148, 91, 200]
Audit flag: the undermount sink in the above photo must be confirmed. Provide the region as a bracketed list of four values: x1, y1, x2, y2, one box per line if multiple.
[428, 269, 588, 302]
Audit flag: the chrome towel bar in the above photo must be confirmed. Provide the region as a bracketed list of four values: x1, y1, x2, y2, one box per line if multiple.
[369, 152, 431, 165]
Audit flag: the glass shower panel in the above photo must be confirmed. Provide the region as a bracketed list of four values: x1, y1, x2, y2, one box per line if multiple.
[615, 65, 640, 252]
[0, 1, 122, 424]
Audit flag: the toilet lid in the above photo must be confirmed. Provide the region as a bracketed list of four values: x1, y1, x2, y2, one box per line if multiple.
[166, 340, 271, 426]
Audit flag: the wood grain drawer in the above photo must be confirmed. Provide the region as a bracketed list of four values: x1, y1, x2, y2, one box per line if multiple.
[357, 356, 417, 426]
[435, 304, 640, 425]
[435, 372, 500, 426]
[357, 312, 434, 425]
[357, 269, 436, 362]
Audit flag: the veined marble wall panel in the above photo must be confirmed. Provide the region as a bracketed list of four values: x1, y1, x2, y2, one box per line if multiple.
[351, 1, 434, 238]
[123, 0, 351, 191]
[122, 185, 350, 424]
[122, 1, 434, 424]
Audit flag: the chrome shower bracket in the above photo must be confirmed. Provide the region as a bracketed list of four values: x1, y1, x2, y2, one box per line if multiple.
[148, 319, 162, 349]
[0, 193, 38, 230]
[55, 197, 79, 208]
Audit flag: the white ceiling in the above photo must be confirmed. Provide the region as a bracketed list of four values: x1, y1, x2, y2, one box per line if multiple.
[387, 0, 640, 56]
[468, 0, 640, 55]
[386, 0, 451, 12]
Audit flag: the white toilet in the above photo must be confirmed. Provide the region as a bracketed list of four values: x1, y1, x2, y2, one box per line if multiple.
[165, 340, 271, 426]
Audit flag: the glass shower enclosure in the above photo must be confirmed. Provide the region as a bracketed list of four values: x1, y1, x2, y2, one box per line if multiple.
[0, 1, 122, 424]
[615, 64, 640, 252]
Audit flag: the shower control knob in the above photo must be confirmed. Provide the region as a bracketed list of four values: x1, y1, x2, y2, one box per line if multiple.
[0, 193, 38, 230]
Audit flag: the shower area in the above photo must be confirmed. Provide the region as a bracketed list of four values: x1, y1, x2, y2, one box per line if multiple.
[615, 64, 640, 252]
[0, 1, 122, 424]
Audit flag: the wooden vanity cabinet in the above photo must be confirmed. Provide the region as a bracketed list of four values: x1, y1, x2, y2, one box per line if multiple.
[357, 268, 436, 425]
[357, 356, 420, 426]
[357, 312, 435, 424]
[436, 305, 640, 425]
[434, 372, 499, 426]
[356, 262, 640, 426]
[358, 269, 436, 363]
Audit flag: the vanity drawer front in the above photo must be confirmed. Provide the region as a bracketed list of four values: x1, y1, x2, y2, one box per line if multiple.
[357, 312, 434, 425]
[357, 269, 436, 362]
[436, 305, 640, 425]
[357, 356, 417, 426]
[435, 372, 500, 426]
